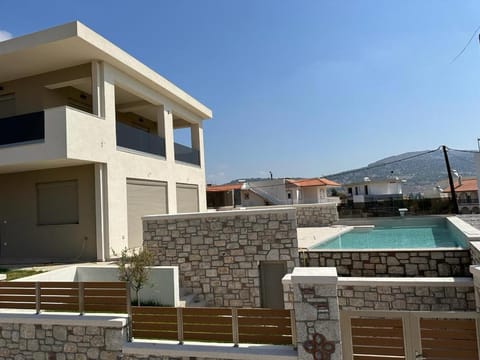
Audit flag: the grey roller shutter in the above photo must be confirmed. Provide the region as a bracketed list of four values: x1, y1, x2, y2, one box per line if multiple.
[127, 179, 167, 248]
[176, 183, 199, 213]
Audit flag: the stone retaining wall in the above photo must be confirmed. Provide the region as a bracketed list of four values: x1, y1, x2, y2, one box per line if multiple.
[302, 250, 471, 277]
[294, 202, 339, 227]
[338, 283, 475, 312]
[471, 242, 480, 265]
[0, 314, 127, 360]
[143, 208, 299, 307]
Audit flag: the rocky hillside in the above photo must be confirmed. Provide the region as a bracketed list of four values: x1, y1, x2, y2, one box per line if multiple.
[327, 148, 477, 195]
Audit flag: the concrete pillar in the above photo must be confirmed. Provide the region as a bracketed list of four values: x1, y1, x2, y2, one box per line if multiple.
[91, 61, 105, 118]
[470, 265, 480, 312]
[290, 267, 342, 360]
[157, 105, 174, 161]
[190, 122, 204, 167]
[94, 163, 109, 261]
[157, 106, 177, 214]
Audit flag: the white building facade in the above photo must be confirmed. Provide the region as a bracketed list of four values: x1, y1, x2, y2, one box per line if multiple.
[0, 22, 212, 262]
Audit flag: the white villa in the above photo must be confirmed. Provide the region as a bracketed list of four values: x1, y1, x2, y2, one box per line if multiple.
[344, 177, 405, 204]
[0, 22, 212, 263]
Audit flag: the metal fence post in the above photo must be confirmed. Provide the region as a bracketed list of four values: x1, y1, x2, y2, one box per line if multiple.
[177, 307, 184, 345]
[290, 309, 297, 349]
[78, 282, 85, 315]
[232, 308, 239, 347]
[35, 282, 40, 314]
[126, 282, 132, 342]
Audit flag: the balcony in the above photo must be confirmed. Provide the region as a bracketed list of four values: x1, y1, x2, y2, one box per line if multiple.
[116, 122, 165, 157]
[0, 106, 111, 171]
[174, 142, 200, 166]
[0, 112, 45, 147]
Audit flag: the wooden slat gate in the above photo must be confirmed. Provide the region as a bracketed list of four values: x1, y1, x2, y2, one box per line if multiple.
[341, 311, 480, 360]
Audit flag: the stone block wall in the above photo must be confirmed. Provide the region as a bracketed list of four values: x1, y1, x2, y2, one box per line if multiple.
[289, 268, 342, 360]
[143, 208, 299, 307]
[338, 283, 475, 311]
[294, 203, 339, 227]
[303, 250, 471, 277]
[470, 242, 480, 265]
[0, 315, 127, 360]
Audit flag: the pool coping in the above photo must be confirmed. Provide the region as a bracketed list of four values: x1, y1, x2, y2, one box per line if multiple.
[303, 216, 479, 251]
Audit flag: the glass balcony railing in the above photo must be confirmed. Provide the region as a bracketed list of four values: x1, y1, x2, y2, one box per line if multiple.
[0, 112, 45, 146]
[174, 142, 200, 166]
[116, 122, 166, 157]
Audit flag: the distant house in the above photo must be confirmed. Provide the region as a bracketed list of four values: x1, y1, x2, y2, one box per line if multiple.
[207, 177, 340, 208]
[344, 177, 405, 204]
[442, 177, 479, 214]
[206, 183, 242, 209]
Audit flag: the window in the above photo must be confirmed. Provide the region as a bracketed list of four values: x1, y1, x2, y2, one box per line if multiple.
[287, 192, 292, 200]
[355, 187, 359, 196]
[37, 180, 79, 225]
[364, 185, 369, 195]
[0, 93, 15, 119]
[348, 187, 352, 195]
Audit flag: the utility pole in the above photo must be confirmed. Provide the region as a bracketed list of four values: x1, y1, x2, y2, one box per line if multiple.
[442, 145, 459, 214]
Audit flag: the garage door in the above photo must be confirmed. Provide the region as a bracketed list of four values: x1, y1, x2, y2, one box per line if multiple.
[176, 183, 199, 213]
[127, 179, 167, 248]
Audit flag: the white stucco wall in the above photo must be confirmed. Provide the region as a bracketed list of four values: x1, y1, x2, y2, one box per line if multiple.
[16, 264, 180, 307]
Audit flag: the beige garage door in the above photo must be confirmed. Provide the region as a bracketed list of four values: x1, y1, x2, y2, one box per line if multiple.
[127, 179, 167, 248]
[176, 183, 199, 213]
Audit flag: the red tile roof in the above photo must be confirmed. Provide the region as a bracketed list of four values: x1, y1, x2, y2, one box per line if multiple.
[286, 178, 341, 187]
[442, 178, 478, 193]
[207, 183, 242, 192]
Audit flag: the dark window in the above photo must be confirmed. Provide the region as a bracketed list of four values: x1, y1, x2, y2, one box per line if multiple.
[37, 180, 79, 225]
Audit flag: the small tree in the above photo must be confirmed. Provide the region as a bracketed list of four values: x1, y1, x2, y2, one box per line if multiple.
[116, 247, 154, 306]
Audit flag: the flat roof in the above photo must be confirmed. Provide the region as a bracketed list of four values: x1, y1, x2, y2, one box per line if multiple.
[0, 21, 212, 119]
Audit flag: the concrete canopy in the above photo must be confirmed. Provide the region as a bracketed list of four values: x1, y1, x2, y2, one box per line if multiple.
[0, 21, 212, 120]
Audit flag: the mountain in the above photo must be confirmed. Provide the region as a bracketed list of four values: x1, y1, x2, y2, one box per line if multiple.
[327, 148, 477, 194]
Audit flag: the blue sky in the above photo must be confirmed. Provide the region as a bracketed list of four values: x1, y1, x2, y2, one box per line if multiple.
[1, 1, 480, 184]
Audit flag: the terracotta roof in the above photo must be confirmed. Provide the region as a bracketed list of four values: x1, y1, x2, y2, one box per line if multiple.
[207, 183, 242, 192]
[442, 178, 478, 193]
[286, 178, 341, 188]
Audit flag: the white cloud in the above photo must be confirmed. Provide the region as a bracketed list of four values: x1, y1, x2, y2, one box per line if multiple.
[0, 30, 13, 42]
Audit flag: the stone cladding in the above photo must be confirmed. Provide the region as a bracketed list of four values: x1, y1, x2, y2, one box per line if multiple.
[144, 208, 299, 307]
[302, 250, 471, 277]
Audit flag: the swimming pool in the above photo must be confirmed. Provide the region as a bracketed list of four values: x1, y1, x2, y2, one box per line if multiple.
[310, 217, 469, 250]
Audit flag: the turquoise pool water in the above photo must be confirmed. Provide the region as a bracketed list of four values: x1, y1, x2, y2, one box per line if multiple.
[311, 222, 467, 250]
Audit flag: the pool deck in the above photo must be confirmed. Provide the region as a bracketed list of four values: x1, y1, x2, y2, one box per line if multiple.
[297, 226, 351, 249]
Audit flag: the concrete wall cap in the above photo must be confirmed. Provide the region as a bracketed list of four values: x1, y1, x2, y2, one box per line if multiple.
[281, 273, 292, 285]
[143, 207, 297, 221]
[339, 276, 473, 287]
[292, 202, 338, 208]
[290, 267, 338, 284]
[448, 216, 480, 241]
[0, 312, 128, 327]
[123, 341, 297, 360]
[470, 265, 480, 277]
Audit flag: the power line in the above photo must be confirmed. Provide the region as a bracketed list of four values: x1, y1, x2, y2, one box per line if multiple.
[324, 147, 441, 179]
[450, 23, 480, 64]
[447, 147, 479, 154]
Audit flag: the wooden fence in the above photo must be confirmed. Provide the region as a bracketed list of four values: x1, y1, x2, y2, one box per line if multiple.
[0, 281, 296, 347]
[0, 281, 129, 314]
[131, 306, 296, 346]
